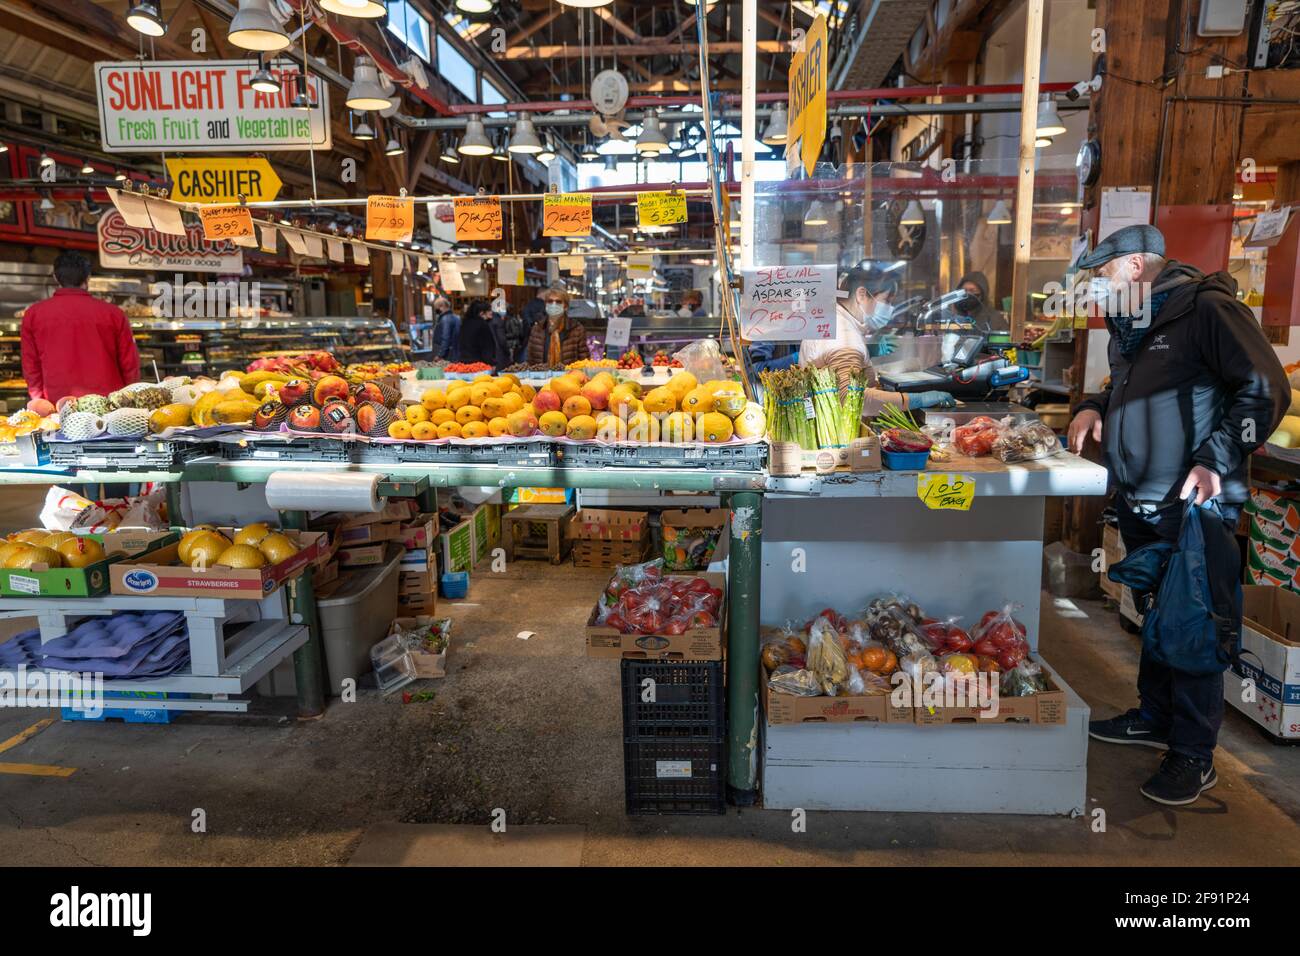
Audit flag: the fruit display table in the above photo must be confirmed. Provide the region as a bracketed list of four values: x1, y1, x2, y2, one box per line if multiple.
[0, 448, 1107, 809]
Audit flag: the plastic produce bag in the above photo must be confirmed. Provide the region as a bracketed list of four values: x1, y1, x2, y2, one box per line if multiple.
[953, 416, 1002, 457]
[992, 420, 1061, 463]
[807, 615, 848, 695]
[846, 665, 893, 696]
[672, 338, 728, 384]
[768, 664, 822, 697]
[1001, 658, 1049, 697]
[598, 557, 665, 621]
[970, 604, 1031, 670]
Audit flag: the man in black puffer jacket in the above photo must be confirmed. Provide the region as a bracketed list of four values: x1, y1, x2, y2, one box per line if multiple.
[1068, 225, 1289, 807]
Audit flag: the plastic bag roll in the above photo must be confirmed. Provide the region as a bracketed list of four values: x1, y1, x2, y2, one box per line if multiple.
[265, 471, 383, 513]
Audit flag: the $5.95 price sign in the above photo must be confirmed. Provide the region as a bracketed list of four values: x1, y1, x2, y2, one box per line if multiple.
[453, 196, 502, 241]
[636, 190, 687, 227]
[198, 205, 254, 241]
[542, 193, 592, 237]
[917, 473, 976, 511]
[366, 195, 415, 242]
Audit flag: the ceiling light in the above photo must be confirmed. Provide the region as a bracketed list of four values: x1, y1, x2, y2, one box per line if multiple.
[804, 200, 829, 226]
[384, 136, 404, 156]
[38, 152, 54, 168]
[1035, 96, 1067, 138]
[458, 116, 493, 156]
[80, 160, 95, 175]
[440, 141, 460, 165]
[507, 115, 543, 154]
[603, 155, 619, 172]
[987, 199, 1012, 225]
[1034, 135, 1053, 149]
[352, 114, 376, 141]
[636, 111, 670, 154]
[580, 138, 600, 161]
[319, 0, 386, 17]
[455, 0, 497, 12]
[556, 0, 613, 8]
[127, 0, 166, 36]
[228, 0, 290, 51]
[38, 194, 54, 212]
[346, 56, 392, 111]
[900, 199, 925, 225]
[538, 136, 557, 163]
[491, 140, 509, 162]
[762, 102, 788, 145]
[114, 170, 127, 181]
[290, 74, 312, 109]
[0, 144, 8, 154]
[250, 55, 281, 94]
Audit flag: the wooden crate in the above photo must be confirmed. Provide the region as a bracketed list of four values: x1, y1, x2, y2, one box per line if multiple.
[502, 504, 574, 564]
[572, 536, 650, 569]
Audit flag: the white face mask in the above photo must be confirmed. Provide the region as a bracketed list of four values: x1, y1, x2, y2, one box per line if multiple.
[545, 303, 565, 317]
[865, 300, 893, 331]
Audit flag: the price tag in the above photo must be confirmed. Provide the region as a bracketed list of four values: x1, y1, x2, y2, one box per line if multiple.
[497, 256, 525, 285]
[453, 196, 502, 241]
[606, 314, 633, 348]
[803, 397, 815, 420]
[366, 194, 415, 242]
[542, 192, 592, 237]
[917, 473, 976, 511]
[636, 190, 687, 226]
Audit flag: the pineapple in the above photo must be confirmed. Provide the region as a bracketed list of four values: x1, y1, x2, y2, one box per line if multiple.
[75, 394, 112, 415]
[110, 385, 171, 410]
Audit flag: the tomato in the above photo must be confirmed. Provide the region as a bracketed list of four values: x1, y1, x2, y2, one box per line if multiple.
[998, 645, 1028, 670]
[687, 578, 712, 594]
[972, 638, 1000, 658]
[977, 656, 1001, 673]
[604, 613, 628, 633]
[690, 612, 716, 628]
[986, 622, 1021, 649]
[945, 628, 973, 653]
[661, 618, 688, 635]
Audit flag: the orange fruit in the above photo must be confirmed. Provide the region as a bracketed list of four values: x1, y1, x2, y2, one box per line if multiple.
[861, 646, 886, 672]
[387, 420, 413, 440]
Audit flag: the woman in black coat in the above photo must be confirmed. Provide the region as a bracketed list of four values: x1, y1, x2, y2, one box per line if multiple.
[457, 299, 497, 366]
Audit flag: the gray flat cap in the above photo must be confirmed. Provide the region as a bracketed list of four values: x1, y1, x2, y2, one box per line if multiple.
[1073, 224, 1166, 271]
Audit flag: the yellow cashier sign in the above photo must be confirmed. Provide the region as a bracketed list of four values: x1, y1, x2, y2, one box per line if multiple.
[787, 14, 828, 177]
[166, 157, 282, 204]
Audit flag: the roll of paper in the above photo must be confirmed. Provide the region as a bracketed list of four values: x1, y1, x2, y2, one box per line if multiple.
[265, 471, 383, 514]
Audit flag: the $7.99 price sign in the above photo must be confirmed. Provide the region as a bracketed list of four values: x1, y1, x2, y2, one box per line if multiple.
[542, 192, 592, 237]
[366, 195, 415, 242]
[198, 205, 254, 241]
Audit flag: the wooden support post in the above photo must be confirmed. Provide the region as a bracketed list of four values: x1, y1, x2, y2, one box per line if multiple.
[1008, 0, 1045, 343]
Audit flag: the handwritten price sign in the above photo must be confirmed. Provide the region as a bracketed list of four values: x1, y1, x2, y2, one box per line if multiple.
[366, 195, 414, 242]
[636, 190, 687, 227]
[739, 264, 837, 342]
[198, 205, 254, 241]
[453, 196, 502, 241]
[542, 192, 592, 237]
[917, 473, 976, 511]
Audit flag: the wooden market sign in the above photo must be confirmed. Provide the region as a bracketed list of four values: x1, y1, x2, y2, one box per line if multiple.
[787, 14, 828, 177]
[636, 190, 688, 227]
[542, 192, 593, 237]
[453, 195, 503, 241]
[95, 60, 330, 153]
[166, 157, 283, 204]
[366, 195, 415, 242]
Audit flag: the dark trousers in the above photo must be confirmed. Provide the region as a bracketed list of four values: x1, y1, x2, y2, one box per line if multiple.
[1116, 501, 1241, 762]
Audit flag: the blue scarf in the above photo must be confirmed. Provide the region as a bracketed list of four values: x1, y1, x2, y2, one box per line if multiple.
[1111, 290, 1172, 357]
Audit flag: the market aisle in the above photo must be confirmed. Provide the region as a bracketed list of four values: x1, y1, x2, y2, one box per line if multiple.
[2, 561, 1299, 866]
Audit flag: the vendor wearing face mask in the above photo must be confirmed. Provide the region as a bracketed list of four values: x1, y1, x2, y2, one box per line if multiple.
[525, 285, 588, 367]
[799, 262, 955, 412]
[1070, 224, 1289, 806]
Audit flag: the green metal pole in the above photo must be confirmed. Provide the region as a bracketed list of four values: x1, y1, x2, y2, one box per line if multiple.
[726, 490, 762, 805]
[282, 509, 326, 719]
[164, 481, 184, 529]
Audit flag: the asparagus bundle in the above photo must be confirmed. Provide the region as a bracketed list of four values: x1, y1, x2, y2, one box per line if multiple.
[759, 367, 818, 449]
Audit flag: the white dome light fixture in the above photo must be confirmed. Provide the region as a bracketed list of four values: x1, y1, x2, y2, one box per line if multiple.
[346, 56, 392, 111]
[127, 0, 167, 37]
[556, 0, 613, 8]
[507, 115, 543, 154]
[900, 199, 925, 225]
[1035, 96, 1067, 138]
[228, 0, 290, 52]
[635, 111, 670, 155]
[987, 200, 1012, 225]
[761, 102, 788, 145]
[250, 55, 281, 94]
[458, 116, 493, 156]
[319, 0, 386, 18]
[1034, 135, 1053, 149]
[455, 0, 497, 12]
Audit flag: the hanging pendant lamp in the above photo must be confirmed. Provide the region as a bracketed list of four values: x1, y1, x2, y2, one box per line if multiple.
[127, 0, 167, 37]
[458, 116, 493, 156]
[346, 56, 392, 111]
[228, 0, 290, 51]
[319, 0, 386, 18]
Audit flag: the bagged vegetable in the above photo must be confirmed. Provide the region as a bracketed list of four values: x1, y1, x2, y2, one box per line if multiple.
[1001, 658, 1050, 697]
[672, 338, 728, 384]
[993, 420, 1061, 463]
[762, 625, 807, 672]
[769, 665, 822, 697]
[953, 416, 1002, 457]
[807, 615, 849, 695]
[880, 427, 933, 453]
[920, 617, 973, 654]
[846, 665, 893, 696]
[970, 604, 1032, 671]
[598, 557, 665, 621]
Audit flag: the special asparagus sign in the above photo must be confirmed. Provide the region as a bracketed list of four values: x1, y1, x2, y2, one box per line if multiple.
[95, 60, 331, 153]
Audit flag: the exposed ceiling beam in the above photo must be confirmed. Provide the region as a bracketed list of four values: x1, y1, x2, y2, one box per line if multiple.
[524, 77, 786, 94]
[593, 5, 643, 43]
[501, 40, 791, 58]
[507, 7, 562, 45]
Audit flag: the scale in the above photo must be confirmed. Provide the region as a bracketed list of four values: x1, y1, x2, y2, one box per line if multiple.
[877, 331, 1030, 399]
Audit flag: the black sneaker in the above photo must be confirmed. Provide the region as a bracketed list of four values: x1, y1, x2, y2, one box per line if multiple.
[1088, 708, 1170, 749]
[1140, 752, 1218, 806]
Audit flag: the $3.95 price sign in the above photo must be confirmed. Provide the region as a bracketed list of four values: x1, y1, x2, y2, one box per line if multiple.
[636, 190, 687, 227]
[366, 195, 415, 242]
[542, 193, 592, 237]
[453, 196, 502, 241]
[917, 473, 976, 511]
[198, 205, 254, 241]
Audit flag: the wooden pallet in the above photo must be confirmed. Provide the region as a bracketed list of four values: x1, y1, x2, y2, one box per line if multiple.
[572, 536, 650, 569]
[502, 504, 575, 564]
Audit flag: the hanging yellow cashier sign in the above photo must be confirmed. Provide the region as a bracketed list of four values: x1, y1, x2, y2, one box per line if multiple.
[787, 14, 828, 177]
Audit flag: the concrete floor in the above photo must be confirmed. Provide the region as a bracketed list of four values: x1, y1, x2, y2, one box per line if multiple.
[1, 484, 1298, 866]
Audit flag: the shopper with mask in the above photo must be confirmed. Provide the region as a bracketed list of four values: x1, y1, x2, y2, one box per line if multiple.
[800, 261, 954, 413]
[526, 286, 588, 366]
[955, 270, 1008, 333]
[432, 297, 461, 362]
[1070, 224, 1288, 806]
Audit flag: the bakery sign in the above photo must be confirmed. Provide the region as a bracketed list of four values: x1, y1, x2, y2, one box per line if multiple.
[98, 210, 243, 274]
[95, 59, 331, 152]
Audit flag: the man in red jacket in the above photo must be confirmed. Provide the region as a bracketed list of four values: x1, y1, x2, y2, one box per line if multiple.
[21, 250, 139, 402]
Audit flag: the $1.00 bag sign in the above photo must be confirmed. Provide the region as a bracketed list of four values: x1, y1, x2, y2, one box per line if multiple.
[95, 60, 331, 152]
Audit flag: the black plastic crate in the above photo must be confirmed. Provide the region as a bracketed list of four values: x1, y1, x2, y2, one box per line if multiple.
[358, 440, 556, 467]
[219, 437, 357, 462]
[621, 660, 725, 739]
[48, 439, 202, 471]
[558, 441, 767, 471]
[623, 738, 726, 815]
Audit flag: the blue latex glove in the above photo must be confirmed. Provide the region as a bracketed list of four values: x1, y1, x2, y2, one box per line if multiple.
[874, 334, 897, 356]
[909, 390, 956, 410]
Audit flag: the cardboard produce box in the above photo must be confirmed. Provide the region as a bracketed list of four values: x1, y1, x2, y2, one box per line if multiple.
[1227, 585, 1300, 738]
[660, 508, 726, 571]
[440, 518, 473, 574]
[399, 569, 433, 595]
[0, 530, 177, 598]
[400, 516, 436, 551]
[762, 677, 911, 724]
[337, 520, 403, 546]
[398, 589, 435, 612]
[338, 542, 388, 567]
[585, 571, 725, 661]
[912, 659, 1067, 726]
[572, 508, 649, 541]
[388, 615, 450, 678]
[1100, 522, 1127, 602]
[110, 529, 326, 599]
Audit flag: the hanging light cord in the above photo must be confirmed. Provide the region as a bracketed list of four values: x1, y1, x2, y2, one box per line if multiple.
[300, 3, 320, 204]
